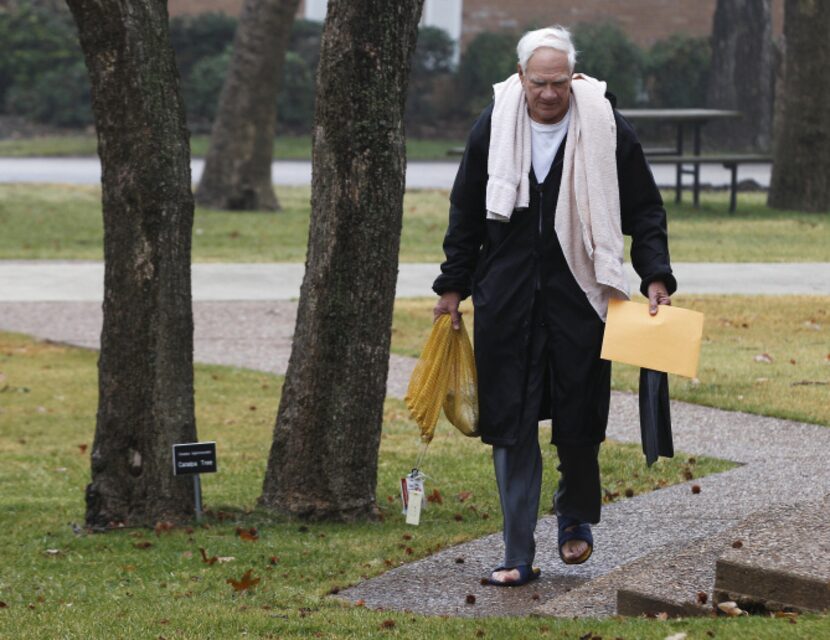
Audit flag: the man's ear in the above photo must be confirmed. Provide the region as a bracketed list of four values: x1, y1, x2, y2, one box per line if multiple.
[517, 63, 523, 80]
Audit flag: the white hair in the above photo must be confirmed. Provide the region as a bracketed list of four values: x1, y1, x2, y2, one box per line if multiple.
[516, 25, 577, 73]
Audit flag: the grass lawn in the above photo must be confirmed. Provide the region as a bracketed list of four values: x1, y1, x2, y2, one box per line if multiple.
[5, 330, 808, 639]
[393, 295, 830, 428]
[0, 134, 463, 161]
[0, 185, 828, 263]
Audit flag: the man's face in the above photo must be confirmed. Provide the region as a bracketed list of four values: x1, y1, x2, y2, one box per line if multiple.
[518, 47, 572, 125]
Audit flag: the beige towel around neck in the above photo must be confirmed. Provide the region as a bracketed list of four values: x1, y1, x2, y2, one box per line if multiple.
[556, 73, 629, 319]
[486, 73, 531, 220]
[485, 72, 629, 319]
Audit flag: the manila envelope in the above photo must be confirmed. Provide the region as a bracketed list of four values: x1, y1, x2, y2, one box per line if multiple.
[601, 298, 704, 378]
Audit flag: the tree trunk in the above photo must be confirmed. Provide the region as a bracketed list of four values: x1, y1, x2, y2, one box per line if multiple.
[768, 0, 830, 212]
[66, 0, 198, 527]
[706, 0, 774, 150]
[259, 0, 424, 521]
[195, 0, 300, 211]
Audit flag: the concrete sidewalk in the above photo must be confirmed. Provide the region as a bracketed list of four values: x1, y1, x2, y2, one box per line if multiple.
[2, 260, 829, 302]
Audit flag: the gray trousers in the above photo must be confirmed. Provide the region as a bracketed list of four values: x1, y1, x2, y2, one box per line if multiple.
[492, 302, 603, 568]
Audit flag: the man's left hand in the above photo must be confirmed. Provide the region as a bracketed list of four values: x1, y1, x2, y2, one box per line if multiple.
[647, 281, 671, 316]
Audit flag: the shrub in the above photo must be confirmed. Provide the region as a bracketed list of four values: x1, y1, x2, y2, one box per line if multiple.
[5, 61, 92, 127]
[571, 21, 644, 107]
[277, 51, 315, 131]
[169, 12, 237, 81]
[0, 1, 87, 119]
[182, 46, 232, 130]
[406, 26, 457, 131]
[457, 31, 518, 115]
[646, 34, 711, 108]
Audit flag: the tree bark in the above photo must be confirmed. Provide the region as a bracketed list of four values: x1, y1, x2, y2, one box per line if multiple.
[259, 0, 424, 521]
[66, 0, 198, 527]
[768, 0, 830, 212]
[195, 0, 300, 211]
[706, 0, 774, 150]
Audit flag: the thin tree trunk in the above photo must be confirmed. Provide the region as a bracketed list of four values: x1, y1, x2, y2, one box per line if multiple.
[768, 0, 830, 212]
[195, 0, 300, 211]
[706, 0, 774, 150]
[259, 0, 424, 521]
[66, 0, 197, 527]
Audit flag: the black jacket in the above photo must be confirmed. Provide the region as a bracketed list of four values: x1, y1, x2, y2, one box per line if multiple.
[433, 99, 677, 446]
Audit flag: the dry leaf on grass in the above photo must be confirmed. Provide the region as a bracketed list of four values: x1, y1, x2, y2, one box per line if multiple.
[236, 526, 259, 542]
[753, 353, 773, 363]
[226, 569, 260, 592]
[426, 489, 443, 504]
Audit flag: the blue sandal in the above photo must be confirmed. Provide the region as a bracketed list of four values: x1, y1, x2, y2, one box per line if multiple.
[558, 515, 593, 565]
[485, 564, 541, 587]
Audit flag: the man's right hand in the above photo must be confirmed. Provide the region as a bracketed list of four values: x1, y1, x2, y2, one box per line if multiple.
[433, 291, 462, 330]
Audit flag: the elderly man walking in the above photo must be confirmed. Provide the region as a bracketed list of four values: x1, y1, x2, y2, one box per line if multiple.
[433, 26, 675, 586]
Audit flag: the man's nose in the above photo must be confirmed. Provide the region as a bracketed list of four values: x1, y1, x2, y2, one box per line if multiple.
[541, 85, 558, 101]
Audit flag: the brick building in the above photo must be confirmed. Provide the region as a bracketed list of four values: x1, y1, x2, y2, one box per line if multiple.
[169, 0, 784, 52]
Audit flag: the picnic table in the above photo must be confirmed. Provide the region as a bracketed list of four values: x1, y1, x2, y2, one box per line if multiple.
[618, 108, 745, 207]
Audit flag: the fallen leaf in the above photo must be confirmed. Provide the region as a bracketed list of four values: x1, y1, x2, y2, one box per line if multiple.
[78, 444, 88, 454]
[426, 489, 443, 504]
[476, 630, 485, 638]
[665, 633, 687, 640]
[0, 602, 6, 608]
[717, 601, 746, 616]
[457, 491, 473, 502]
[217, 556, 235, 564]
[269, 556, 279, 565]
[789, 358, 797, 365]
[732, 540, 744, 549]
[803, 321, 821, 331]
[455, 557, 465, 564]
[696, 591, 708, 605]
[404, 547, 413, 555]
[226, 569, 260, 592]
[656, 611, 669, 620]
[454, 513, 463, 521]
[402, 533, 412, 541]
[181, 551, 193, 559]
[380, 620, 395, 629]
[624, 488, 634, 498]
[531, 593, 540, 601]
[691, 484, 701, 494]
[236, 527, 259, 542]
[199, 547, 218, 565]
[154, 521, 175, 536]
[754, 353, 773, 363]
[44, 549, 61, 556]
[133, 541, 153, 549]
[355, 599, 365, 607]
[465, 594, 476, 605]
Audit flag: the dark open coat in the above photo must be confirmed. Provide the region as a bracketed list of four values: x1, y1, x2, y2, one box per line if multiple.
[433, 98, 677, 447]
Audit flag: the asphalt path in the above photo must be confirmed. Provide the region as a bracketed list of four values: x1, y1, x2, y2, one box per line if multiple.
[0, 157, 772, 190]
[1, 261, 828, 302]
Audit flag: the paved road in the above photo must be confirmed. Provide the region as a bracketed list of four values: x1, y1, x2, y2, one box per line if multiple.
[1, 260, 828, 302]
[0, 157, 772, 190]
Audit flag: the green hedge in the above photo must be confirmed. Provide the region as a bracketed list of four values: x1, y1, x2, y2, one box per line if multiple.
[0, 5, 718, 135]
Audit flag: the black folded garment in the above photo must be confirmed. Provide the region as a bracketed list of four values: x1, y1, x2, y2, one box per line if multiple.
[639, 368, 673, 466]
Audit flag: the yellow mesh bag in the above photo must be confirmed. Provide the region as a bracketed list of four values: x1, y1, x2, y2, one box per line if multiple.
[405, 314, 479, 443]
